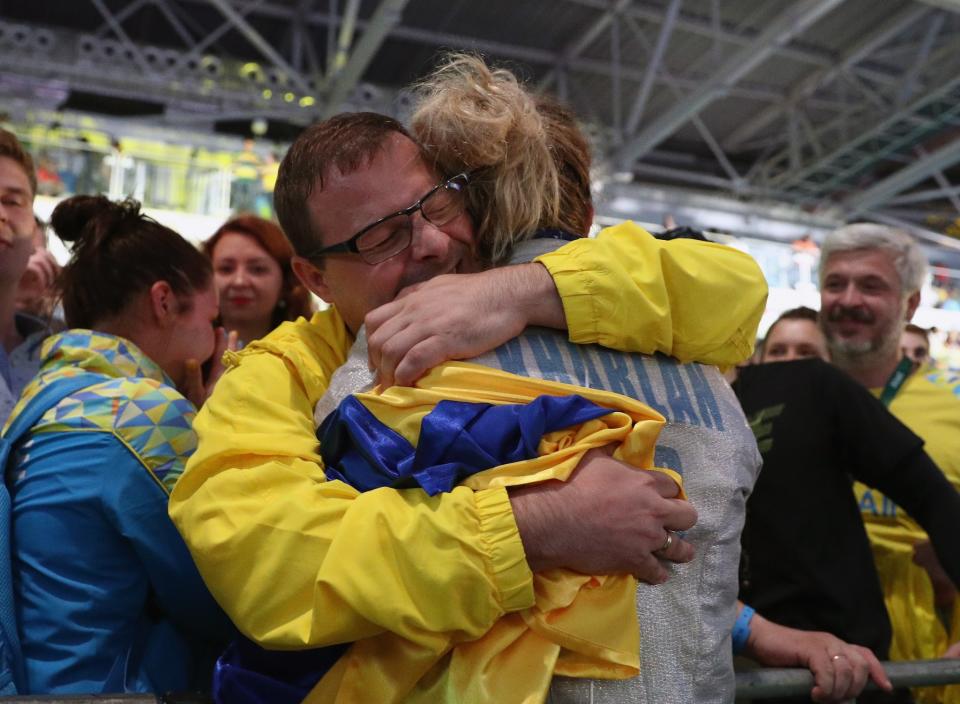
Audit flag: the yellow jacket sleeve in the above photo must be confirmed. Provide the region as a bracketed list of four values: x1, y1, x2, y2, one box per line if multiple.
[536, 221, 768, 366]
[168, 311, 534, 650]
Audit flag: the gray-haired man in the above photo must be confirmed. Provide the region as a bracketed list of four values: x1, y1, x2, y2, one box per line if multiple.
[819, 223, 960, 666]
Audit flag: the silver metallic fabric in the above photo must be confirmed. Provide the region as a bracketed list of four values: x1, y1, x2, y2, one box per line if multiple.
[313, 330, 376, 428]
[474, 328, 759, 704]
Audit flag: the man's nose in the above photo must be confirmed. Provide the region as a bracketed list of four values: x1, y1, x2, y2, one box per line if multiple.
[837, 282, 865, 307]
[408, 216, 450, 260]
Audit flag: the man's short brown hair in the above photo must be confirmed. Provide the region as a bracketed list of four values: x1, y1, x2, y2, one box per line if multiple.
[274, 112, 411, 257]
[0, 128, 37, 197]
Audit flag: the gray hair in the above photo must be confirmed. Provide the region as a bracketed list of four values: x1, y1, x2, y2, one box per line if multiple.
[819, 223, 927, 294]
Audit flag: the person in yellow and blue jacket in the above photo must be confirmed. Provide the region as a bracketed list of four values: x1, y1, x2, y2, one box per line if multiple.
[2, 196, 232, 694]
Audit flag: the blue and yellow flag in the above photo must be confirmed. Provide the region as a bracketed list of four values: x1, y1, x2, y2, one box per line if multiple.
[218, 362, 682, 704]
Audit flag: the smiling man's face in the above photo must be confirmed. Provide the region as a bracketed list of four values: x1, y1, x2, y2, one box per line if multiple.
[819, 248, 917, 365]
[296, 132, 476, 334]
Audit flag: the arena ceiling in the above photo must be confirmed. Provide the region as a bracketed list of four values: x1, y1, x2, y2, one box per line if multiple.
[2, 0, 960, 250]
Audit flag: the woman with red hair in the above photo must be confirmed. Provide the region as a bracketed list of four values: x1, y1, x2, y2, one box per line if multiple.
[203, 214, 313, 346]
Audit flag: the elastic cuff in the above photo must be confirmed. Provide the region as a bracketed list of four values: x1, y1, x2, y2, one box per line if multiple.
[535, 244, 602, 346]
[475, 487, 535, 613]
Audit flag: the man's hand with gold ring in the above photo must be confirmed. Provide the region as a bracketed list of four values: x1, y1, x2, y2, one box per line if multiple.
[511, 447, 697, 585]
[655, 530, 674, 556]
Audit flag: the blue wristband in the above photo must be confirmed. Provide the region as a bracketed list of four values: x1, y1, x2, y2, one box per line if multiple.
[732, 605, 755, 655]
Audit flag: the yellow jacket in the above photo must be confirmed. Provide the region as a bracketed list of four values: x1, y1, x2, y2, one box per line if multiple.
[852, 370, 960, 704]
[169, 222, 766, 656]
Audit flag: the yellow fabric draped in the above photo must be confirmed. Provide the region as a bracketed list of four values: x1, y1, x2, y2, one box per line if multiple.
[306, 361, 682, 704]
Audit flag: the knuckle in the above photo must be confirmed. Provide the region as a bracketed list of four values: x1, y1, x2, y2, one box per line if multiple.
[397, 359, 428, 384]
[379, 335, 407, 362]
[365, 310, 385, 330]
[406, 342, 436, 368]
[366, 334, 383, 358]
[635, 468, 656, 484]
[638, 519, 665, 541]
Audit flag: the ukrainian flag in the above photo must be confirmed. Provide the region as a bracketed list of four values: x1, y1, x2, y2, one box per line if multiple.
[218, 361, 682, 704]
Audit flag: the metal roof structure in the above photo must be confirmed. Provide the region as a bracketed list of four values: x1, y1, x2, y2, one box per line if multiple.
[3, 0, 960, 253]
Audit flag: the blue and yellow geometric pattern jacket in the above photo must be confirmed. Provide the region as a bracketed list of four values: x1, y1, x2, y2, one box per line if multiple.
[4, 330, 230, 694]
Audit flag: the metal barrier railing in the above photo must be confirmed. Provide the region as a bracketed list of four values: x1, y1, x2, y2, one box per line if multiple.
[2, 660, 960, 702]
[736, 658, 960, 702]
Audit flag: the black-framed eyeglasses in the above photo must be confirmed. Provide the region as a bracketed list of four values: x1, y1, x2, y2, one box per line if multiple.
[305, 173, 470, 265]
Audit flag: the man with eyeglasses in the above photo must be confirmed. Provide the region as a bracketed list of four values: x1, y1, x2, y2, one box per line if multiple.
[169, 112, 765, 688]
[301, 172, 469, 263]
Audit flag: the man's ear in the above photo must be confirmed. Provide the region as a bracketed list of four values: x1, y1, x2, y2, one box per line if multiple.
[291, 256, 333, 303]
[905, 290, 921, 321]
[148, 280, 177, 326]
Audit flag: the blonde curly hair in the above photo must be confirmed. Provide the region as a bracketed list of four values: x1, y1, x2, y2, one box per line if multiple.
[411, 53, 591, 265]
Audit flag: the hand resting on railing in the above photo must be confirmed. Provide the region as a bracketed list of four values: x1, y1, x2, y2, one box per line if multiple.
[737, 602, 893, 703]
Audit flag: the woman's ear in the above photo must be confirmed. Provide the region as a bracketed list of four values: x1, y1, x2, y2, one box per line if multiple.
[148, 280, 178, 326]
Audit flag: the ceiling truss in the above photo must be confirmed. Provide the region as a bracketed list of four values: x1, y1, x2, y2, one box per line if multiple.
[3, 0, 960, 245]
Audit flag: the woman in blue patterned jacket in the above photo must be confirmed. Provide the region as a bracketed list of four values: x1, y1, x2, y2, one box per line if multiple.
[3, 195, 232, 694]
